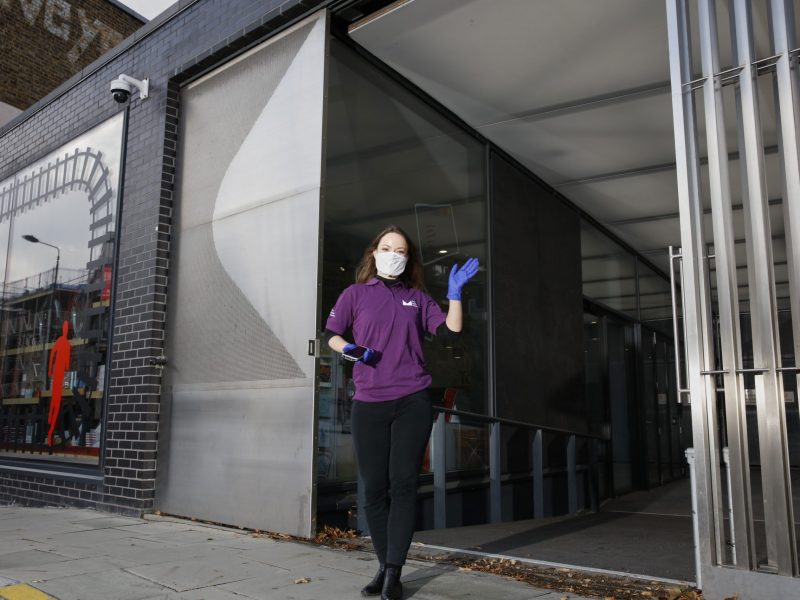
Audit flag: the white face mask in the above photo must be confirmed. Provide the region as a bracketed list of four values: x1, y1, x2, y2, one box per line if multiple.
[374, 251, 408, 277]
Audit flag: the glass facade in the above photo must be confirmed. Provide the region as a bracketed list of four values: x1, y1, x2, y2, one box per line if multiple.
[318, 39, 488, 483]
[316, 37, 679, 501]
[0, 113, 124, 465]
[581, 220, 637, 317]
[581, 220, 683, 494]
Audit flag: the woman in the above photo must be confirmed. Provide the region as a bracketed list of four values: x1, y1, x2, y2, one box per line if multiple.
[325, 225, 479, 600]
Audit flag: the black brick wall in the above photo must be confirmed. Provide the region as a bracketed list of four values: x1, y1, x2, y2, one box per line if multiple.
[0, 0, 326, 516]
[0, 0, 145, 111]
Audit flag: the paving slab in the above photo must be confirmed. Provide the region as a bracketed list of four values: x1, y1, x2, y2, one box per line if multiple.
[402, 570, 548, 600]
[0, 556, 137, 583]
[124, 554, 270, 592]
[32, 570, 170, 600]
[115, 527, 244, 546]
[231, 544, 330, 570]
[141, 588, 245, 600]
[0, 541, 54, 558]
[0, 551, 72, 570]
[67, 516, 146, 529]
[208, 536, 285, 552]
[120, 521, 204, 535]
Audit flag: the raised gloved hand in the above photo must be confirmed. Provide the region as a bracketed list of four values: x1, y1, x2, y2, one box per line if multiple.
[447, 257, 480, 301]
[342, 343, 376, 364]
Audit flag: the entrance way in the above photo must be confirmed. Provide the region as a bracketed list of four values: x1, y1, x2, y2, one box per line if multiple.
[412, 478, 695, 583]
[642, 328, 685, 487]
[317, 1, 698, 585]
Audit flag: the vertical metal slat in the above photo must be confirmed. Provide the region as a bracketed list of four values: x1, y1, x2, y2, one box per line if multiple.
[769, 4, 800, 562]
[567, 433, 577, 514]
[532, 428, 544, 519]
[433, 411, 446, 529]
[733, 0, 797, 575]
[666, 0, 726, 575]
[489, 421, 502, 523]
[697, 0, 756, 569]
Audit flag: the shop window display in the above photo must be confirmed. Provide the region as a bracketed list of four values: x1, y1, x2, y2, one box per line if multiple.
[0, 113, 123, 465]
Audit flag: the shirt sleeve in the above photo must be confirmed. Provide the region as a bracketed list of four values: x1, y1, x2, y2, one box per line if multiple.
[325, 286, 355, 335]
[422, 293, 447, 335]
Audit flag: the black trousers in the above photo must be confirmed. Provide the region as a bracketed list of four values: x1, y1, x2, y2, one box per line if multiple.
[351, 389, 433, 567]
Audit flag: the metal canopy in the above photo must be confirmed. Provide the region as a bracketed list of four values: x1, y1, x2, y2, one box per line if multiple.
[349, 0, 791, 280]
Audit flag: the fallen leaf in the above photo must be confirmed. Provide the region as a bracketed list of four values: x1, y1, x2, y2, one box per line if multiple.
[294, 577, 310, 584]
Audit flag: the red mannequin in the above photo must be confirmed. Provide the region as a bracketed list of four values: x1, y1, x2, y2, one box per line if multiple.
[47, 321, 71, 446]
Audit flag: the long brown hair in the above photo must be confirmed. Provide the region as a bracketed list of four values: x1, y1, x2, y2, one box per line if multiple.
[355, 225, 425, 290]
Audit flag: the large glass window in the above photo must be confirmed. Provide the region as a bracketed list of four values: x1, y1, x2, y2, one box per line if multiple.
[0, 113, 123, 465]
[317, 39, 488, 483]
[581, 220, 637, 317]
[638, 263, 673, 335]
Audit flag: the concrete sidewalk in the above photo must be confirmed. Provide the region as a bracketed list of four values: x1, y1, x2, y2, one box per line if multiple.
[0, 506, 592, 600]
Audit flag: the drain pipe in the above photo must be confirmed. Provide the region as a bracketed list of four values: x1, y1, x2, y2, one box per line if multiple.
[685, 447, 702, 589]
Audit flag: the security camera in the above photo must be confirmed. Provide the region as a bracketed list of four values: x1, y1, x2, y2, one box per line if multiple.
[110, 74, 149, 103]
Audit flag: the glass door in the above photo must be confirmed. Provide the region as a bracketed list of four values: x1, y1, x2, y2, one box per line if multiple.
[607, 318, 637, 495]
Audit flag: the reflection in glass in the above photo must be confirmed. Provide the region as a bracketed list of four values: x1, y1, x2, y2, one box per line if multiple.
[581, 220, 637, 317]
[318, 39, 487, 483]
[0, 113, 123, 464]
[639, 264, 673, 335]
[607, 319, 637, 494]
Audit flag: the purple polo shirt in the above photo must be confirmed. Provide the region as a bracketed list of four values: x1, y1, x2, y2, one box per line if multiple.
[325, 278, 447, 401]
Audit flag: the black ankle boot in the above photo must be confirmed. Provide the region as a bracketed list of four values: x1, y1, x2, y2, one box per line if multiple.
[361, 564, 385, 597]
[381, 565, 402, 600]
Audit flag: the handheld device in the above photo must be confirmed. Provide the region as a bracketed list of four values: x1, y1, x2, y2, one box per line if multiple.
[342, 345, 369, 361]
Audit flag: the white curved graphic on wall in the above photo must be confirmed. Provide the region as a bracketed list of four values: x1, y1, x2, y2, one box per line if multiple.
[212, 14, 325, 375]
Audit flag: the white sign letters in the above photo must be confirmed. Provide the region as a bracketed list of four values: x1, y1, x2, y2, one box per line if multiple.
[3, 0, 125, 64]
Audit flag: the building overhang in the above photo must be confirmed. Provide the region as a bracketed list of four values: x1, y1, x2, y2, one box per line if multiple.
[347, 0, 790, 288]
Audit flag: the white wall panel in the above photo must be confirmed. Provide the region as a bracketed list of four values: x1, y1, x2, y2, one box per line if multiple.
[156, 11, 328, 538]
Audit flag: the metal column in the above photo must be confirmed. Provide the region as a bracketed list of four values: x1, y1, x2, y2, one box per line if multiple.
[697, 0, 755, 569]
[668, 0, 800, 594]
[732, 0, 797, 575]
[666, 0, 726, 580]
[770, 0, 800, 466]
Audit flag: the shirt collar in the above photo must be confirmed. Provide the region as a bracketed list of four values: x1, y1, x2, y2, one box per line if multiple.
[367, 277, 408, 288]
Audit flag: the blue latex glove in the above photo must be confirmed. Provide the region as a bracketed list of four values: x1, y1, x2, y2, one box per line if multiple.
[342, 343, 376, 364]
[447, 258, 480, 300]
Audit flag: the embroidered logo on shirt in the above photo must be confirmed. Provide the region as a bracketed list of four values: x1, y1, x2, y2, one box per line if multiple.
[329, 308, 336, 317]
[402, 300, 418, 308]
